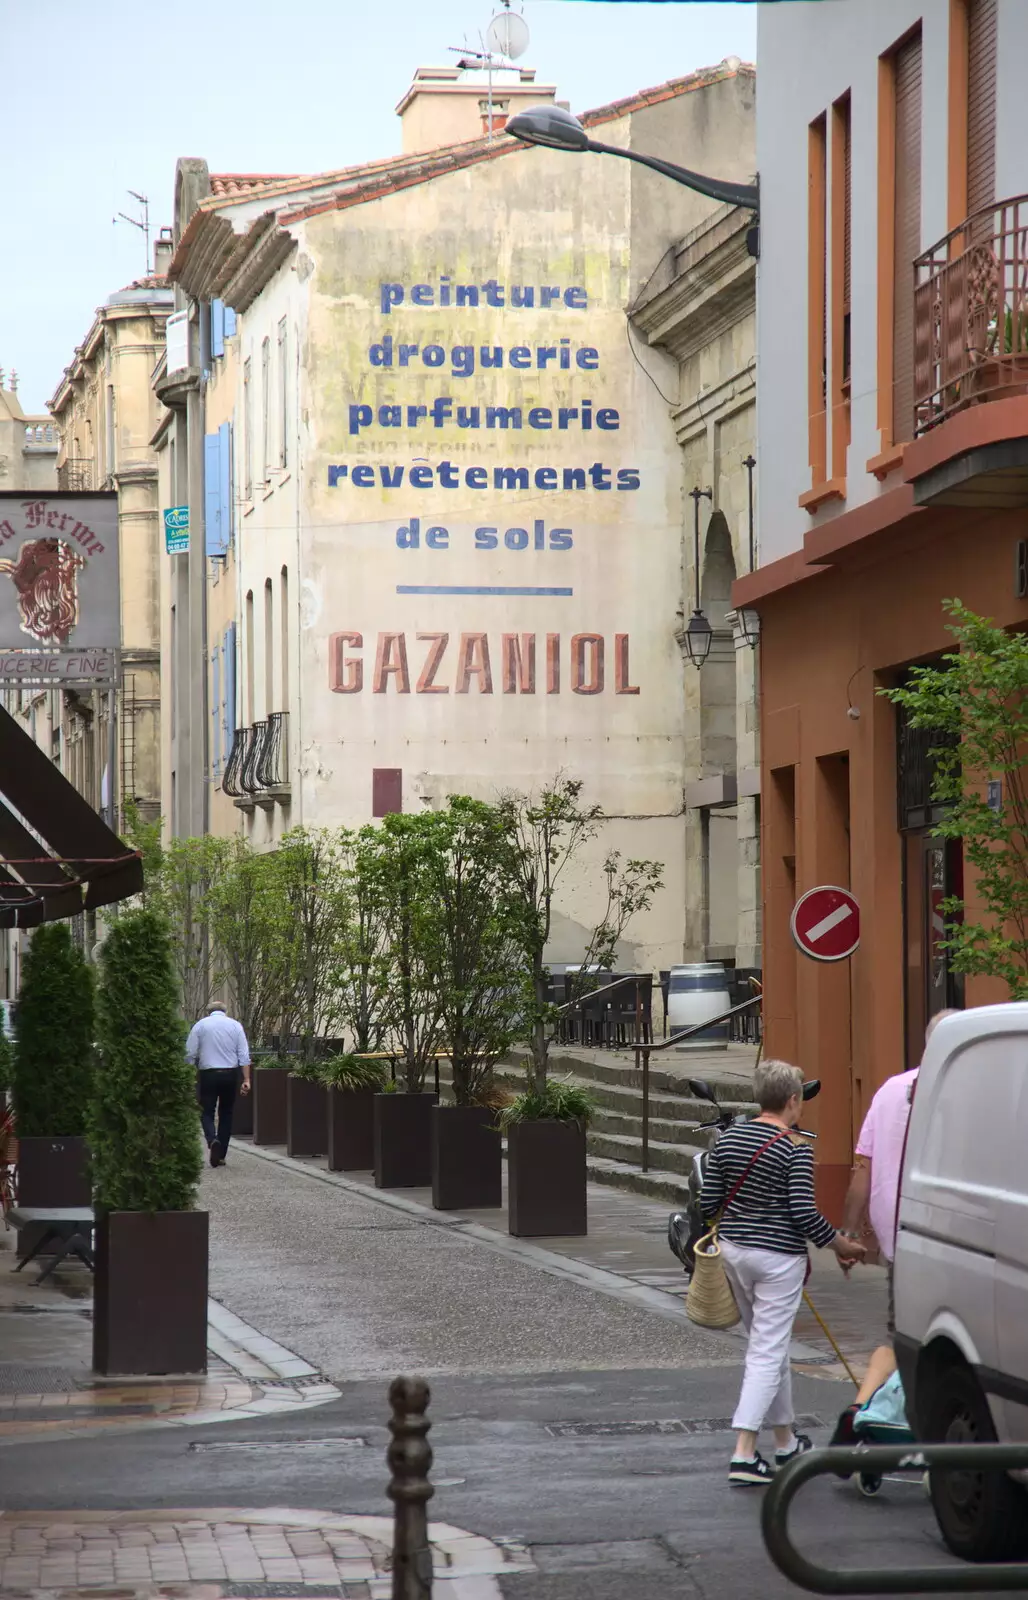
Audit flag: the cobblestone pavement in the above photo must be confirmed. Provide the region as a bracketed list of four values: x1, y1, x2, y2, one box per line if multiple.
[0, 1509, 532, 1599]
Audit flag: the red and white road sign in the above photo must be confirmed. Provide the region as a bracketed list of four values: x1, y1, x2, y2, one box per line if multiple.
[790, 885, 860, 962]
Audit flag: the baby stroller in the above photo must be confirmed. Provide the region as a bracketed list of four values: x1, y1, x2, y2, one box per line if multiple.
[830, 1369, 916, 1497]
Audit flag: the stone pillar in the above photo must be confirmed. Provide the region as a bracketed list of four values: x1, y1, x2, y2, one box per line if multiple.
[729, 608, 761, 968]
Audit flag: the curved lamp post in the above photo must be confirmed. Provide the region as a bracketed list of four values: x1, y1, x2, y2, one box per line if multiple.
[505, 105, 760, 213]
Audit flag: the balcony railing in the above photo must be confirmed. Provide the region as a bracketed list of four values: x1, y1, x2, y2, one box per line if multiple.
[256, 711, 288, 789]
[240, 721, 266, 793]
[56, 459, 93, 491]
[221, 726, 249, 798]
[915, 194, 1028, 434]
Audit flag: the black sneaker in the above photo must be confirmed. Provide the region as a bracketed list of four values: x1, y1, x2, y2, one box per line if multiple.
[729, 1452, 773, 1487]
[210, 1139, 223, 1168]
[775, 1433, 812, 1468]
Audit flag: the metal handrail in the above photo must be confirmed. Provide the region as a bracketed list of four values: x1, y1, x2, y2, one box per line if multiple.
[552, 972, 647, 1016]
[762, 1443, 1028, 1593]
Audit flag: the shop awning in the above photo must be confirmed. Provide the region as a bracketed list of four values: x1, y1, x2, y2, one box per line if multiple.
[0, 702, 143, 927]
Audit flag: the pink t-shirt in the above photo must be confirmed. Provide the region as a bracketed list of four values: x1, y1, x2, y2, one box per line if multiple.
[855, 1067, 919, 1261]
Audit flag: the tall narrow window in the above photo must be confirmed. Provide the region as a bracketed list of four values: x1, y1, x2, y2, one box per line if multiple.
[967, 0, 996, 219]
[807, 114, 828, 489]
[831, 93, 852, 479]
[261, 337, 271, 484]
[277, 318, 288, 469]
[280, 565, 290, 709]
[245, 590, 255, 724]
[264, 578, 274, 717]
[243, 358, 253, 499]
[892, 28, 922, 444]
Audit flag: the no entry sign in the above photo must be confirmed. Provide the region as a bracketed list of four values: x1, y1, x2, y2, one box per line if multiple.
[790, 885, 860, 962]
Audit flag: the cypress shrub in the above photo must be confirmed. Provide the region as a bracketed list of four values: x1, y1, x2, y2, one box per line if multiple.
[90, 908, 202, 1213]
[12, 923, 95, 1138]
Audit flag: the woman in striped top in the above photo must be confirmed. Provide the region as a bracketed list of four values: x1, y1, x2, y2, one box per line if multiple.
[700, 1058, 865, 1486]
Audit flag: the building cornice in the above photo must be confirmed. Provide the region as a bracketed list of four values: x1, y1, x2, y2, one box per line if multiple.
[630, 205, 755, 364]
[673, 360, 755, 446]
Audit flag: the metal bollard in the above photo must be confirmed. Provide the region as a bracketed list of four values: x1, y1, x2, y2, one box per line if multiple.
[388, 1375, 434, 1600]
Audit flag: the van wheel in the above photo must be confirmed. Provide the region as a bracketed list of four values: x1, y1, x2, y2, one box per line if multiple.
[923, 1363, 1028, 1562]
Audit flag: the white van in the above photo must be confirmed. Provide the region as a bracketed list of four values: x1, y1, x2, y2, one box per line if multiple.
[894, 1002, 1028, 1564]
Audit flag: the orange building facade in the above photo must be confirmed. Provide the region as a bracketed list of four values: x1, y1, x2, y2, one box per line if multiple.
[743, 0, 1028, 1210]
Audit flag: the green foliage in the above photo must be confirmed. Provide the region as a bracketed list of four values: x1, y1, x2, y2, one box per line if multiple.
[273, 829, 347, 1062]
[498, 1077, 594, 1130]
[376, 814, 445, 1091]
[210, 839, 292, 1047]
[89, 909, 202, 1213]
[316, 1052, 389, 1092]
[12, 923, 95, 1138]
[567, 851, 665, 1003]
[882, 603, 1028, 997]
[0, 1028, 11, 1097]
[335, 828, 393, 1055]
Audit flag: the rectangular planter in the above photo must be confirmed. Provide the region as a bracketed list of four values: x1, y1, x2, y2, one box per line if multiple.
[507, 1119, 587, 1238]
[287, 1075, 327, 1158]
[253, 1066, 290, 1146]
[16, 1136, 91, 1260]
[233, 1077, 254, 1139]
[92, 1210, 209, 1376]
[328, 1086, 376, 1172]
[431, 1104, 502, 1211]
[373, 1091, 438, 1188]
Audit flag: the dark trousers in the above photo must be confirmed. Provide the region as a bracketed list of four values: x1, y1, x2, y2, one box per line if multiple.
[198, 1068, 240, 1154]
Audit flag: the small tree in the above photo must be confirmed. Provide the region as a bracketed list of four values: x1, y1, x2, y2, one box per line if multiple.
[90, 908, 202, 1212]
[497, 776, 603, 1094]
[883, 601, 1028, 997]
[416, 797, 525, 1105]
[567, 851, 665, 1004]
[337, 827, 393, 1055]
[377, 814, 444, 1091]
[12, 922, 95, 1137]
[273, 828, 347, 1062]
[210, 840, 292, 1047]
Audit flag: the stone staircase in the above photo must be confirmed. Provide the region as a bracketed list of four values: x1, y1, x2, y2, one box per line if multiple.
[493, 1044, 759, 1204]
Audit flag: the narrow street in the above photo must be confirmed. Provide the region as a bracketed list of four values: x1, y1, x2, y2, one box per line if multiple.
[1, 1147, 1003, 1599]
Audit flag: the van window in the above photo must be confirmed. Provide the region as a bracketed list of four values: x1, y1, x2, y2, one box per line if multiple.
[916, 1034, 1027, 1198]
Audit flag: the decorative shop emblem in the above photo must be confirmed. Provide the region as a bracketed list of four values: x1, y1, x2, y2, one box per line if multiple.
[0, 538, 87, 645]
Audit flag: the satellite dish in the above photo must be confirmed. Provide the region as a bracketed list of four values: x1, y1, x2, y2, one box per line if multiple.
[487, 9, 529, 60]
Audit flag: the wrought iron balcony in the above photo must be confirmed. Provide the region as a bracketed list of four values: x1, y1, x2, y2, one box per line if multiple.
[56, 459, 93, 491]
[221, 726, 249, 798]
[256, 711, 289, 790]
[915, 194, 1028, 435]
[240, 721, 266, 794]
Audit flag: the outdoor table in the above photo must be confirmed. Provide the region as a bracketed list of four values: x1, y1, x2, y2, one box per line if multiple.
[8, 1206, 95, 1285]
[355, 1052, 453, 1095]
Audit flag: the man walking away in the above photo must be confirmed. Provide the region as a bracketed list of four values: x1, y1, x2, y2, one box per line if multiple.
[187, 1001, 251, 1168]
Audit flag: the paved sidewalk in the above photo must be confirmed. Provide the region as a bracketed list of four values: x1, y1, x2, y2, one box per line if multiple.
[239, 1141, 888, 1388]
[0, 1508, 532, 1598]
[0, 1231, 338, 1445]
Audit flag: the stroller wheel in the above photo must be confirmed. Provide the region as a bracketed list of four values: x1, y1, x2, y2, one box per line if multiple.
[857, 1473, 882, 1498]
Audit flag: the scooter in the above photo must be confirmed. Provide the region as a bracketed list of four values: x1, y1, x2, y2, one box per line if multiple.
[667, 1076, 821, 1277]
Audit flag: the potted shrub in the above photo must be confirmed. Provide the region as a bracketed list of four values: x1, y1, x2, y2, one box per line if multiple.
[287, 1058, 328, 1158]
[253, 1057, 291, 1144]
[11, 923, 94, 1230]
[90, 909, 206, 1376]
[373, 816, 442, 1188]
[321, 1053, 388, 1171]
[502, 1079, 594, 1237]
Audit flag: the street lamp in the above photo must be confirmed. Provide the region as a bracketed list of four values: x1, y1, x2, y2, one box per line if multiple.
[683, 486, 714, 669]
[505, 105, 760, 213]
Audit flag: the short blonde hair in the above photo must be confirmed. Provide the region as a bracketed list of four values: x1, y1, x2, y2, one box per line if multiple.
[754, 1058, 804, 1113]
[925, 1008, 959, 1043]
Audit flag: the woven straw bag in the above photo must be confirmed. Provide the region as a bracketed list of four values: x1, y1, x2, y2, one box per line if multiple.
[685, 1126, 792, 1331]
[686, 1225, 740, 1329]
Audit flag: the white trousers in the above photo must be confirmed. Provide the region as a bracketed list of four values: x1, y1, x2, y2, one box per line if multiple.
[720, 1239, 807, 1433]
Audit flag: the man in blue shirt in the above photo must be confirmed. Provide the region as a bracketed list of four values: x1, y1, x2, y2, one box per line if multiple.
[186, 1002, 252, 1167]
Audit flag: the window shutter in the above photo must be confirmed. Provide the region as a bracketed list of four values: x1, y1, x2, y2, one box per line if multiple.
[372, 768, 403, 817]
[967, 0, 997, 218]
[211, 300, 225, 360]
[223, 306, 237, 339]
[219, 420, 233, 548]
[224, 623, 237, 753]
[211, 642, 221, 777]
[892, 28, 922, 444]
[205, 432, 228, 558]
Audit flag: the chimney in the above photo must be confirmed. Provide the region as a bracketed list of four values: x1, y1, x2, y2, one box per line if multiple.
[396, 64, 558, 155]
[154, 226, 175, 280]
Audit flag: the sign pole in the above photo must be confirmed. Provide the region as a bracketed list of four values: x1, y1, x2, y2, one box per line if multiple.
[106, 686, 117, 830]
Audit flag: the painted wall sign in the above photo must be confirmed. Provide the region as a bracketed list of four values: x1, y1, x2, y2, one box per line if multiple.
[790, 885, 861, 962]
[0, 493, 120, 662]
[164, 505, 190, 554]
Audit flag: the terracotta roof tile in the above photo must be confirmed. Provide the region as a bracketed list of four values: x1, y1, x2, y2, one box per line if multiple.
[581, 59, 754, 129]
[209, 172, 306, 197]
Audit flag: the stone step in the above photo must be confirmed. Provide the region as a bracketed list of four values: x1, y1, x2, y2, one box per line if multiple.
[491, 1062, 756, 1125]
[587, 1129, 703, 1178]
[502, 1046, 754, 1103]
[586, 1153, 690, 1205]
[589, 1104, 714, 1146]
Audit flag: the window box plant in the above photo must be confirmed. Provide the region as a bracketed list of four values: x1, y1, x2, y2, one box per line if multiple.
[320, 1054, 387, 1171]
[90, 909, 206, 1376]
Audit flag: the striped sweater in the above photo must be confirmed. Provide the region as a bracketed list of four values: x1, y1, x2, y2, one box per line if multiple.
[699, 1120, 836, 1256]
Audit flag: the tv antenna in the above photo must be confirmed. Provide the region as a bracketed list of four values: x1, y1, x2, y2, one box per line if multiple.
[449, 1, 530, 142]
[113, 190, 151, 274]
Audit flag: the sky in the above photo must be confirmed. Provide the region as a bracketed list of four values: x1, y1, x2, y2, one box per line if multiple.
[2, 1, 756, 414]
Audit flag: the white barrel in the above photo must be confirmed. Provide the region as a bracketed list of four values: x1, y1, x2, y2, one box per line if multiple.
[667, 963, 731, 1050]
